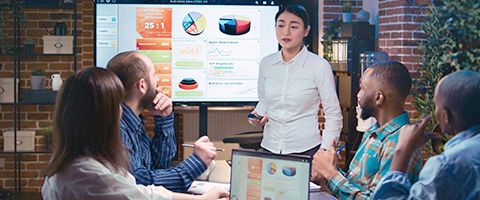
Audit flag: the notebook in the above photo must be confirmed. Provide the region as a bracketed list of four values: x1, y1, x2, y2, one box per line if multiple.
[229, 149, 311, 200]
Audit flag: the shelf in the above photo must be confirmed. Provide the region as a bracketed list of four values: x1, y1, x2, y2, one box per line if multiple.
[1, 191, 42, 200]
[25, 4, 75, 9]
[20, 90, 57, 105]
[24, 0, 75, 9]
[0, 147, 51, 154]
[4, 1, 77, 193]
[1, 53, 74, 57]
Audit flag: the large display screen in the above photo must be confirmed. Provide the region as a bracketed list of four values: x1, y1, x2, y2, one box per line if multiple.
[95, 1, 279, 103]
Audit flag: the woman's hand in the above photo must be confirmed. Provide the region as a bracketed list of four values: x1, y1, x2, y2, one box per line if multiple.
[248, 111, 268, 127]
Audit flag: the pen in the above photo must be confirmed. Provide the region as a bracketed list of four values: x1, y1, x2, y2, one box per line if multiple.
[182, 144, 225, 152]
[336, 143, 345, 154]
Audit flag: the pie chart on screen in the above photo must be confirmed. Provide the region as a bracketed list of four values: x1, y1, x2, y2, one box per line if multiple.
[182, 12, 206, 36]
[219, 15, 251, 35]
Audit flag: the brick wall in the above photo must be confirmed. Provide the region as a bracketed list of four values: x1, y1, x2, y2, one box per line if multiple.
[323, 0, 363, 26]
[0, 1, 93, 192]
[378, 0, 431, 119]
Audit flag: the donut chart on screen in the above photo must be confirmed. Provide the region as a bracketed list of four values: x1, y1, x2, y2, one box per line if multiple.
[182, 12, 206, 35]
[218, 15, 251, 35]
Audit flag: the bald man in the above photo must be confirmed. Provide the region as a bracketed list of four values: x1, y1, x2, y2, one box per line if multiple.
[374, 70, 480, 200]
[311, 61, 422, 199]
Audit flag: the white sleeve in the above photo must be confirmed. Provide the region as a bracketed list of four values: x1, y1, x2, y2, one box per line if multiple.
[254, 58, 268, 116]
[127, 173, 173, 200]
[68, 167, 173, 200]
[317, 60, 343, 149]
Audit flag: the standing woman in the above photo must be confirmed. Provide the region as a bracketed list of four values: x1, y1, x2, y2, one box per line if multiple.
[249, 4, 343, 157]
[41, 68, 228, 200]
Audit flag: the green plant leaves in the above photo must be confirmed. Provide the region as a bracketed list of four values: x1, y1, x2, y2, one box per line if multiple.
[413, 0, 479, 155]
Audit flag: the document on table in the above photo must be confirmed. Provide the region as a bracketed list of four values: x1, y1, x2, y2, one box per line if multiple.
[309, 182, 321, 192]
[188, 181, 230, 194]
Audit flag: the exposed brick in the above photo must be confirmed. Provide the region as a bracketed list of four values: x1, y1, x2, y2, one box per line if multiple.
[27, 178, 45, 187]
[0, 171, 15, 179]
[26, 163, 47, 170]
[20, 171, 39, 179]
[5, 163, 26, 170]
[49, 63, 71, 71]
[19, 121, 37, 129]
[3, 113, 27, 120]
[49, 13, 71, 20]
[401, 56, 420, 63]
[26, 13, 48, 19]
[38, 105, 54, 112]
[21, 187, 42, 193]
[39, 154, 51, 162]
[20, 105, 38, 112]
[27, 113, 50, 121]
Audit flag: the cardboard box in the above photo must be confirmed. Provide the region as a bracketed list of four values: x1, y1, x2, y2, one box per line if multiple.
[0, 78, 16, 103]
[42, 35, 73, 54]
[3, 131, 36, 152]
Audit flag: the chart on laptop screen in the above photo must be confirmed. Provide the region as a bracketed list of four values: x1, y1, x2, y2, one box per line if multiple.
[230, 150, 310, 200]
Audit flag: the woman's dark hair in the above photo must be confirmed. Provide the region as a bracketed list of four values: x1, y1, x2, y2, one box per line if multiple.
[275, 4, 310, 28]
[44, 67, 128, 176]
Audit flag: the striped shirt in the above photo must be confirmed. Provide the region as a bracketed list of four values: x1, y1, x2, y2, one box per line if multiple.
[120, 104, 206, 192]
[327, 112, 422, 199]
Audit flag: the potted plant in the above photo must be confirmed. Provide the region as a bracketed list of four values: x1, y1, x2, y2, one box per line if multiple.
[31, 69, 46, 90]
[23, 38, 36, 55]
[342, 1, 353, 22]
[321, 20, 342, 61]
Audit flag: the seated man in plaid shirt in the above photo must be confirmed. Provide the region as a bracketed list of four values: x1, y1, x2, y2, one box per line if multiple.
[311, 61, 422, 200]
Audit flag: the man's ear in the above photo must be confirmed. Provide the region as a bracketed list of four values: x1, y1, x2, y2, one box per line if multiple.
[136, 78, 147, 94]
[375, 90, 385, 106]
[443, 107, 453, 127]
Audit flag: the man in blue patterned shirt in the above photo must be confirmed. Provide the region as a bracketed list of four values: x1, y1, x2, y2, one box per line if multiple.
[311, 61, 422, 199]
[107, 51, 218, 192]
[374, 70, 480, 200]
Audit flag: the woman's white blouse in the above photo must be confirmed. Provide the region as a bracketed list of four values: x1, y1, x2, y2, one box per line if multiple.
[254, 46, 343, 154]
[41, 156, 173, 200]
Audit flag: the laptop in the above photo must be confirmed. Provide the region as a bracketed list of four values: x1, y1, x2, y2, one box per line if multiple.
[229, 149, 311, 200]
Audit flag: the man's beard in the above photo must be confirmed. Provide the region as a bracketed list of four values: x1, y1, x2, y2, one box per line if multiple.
[140, 80, 157, 110]
[360, 97, 375, 120]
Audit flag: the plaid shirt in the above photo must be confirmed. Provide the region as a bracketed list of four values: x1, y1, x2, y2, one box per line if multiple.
[328, 112, 422, 200]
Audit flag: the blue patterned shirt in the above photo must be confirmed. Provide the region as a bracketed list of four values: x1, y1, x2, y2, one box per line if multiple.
[373, 124, 480, 200]
[120, 103, 206, 192]
[328, 112, 422, 199]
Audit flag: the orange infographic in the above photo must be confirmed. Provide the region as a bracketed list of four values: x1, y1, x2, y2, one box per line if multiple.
[136, 7, 172, 38]
[155, 63, 172, 74]
[136, 38, 172, 50]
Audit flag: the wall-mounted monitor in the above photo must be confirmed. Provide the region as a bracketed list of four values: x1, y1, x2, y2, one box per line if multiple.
[95, 0, 279, 104]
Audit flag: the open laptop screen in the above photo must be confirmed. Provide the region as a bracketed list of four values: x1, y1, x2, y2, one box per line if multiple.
[230, 149, 311, 200]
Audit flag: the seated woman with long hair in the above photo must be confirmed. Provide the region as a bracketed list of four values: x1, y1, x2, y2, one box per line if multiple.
[41, 68, 228, 200]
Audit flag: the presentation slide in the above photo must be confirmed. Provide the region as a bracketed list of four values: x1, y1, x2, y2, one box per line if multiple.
[96, 2, 278, 103]
[230, 154, 310, 200]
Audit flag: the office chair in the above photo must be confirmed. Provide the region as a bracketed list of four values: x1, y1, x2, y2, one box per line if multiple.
[222, 131, 263, 150]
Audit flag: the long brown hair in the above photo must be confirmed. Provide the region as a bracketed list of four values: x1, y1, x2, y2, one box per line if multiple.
[44, 68, 128, 176]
